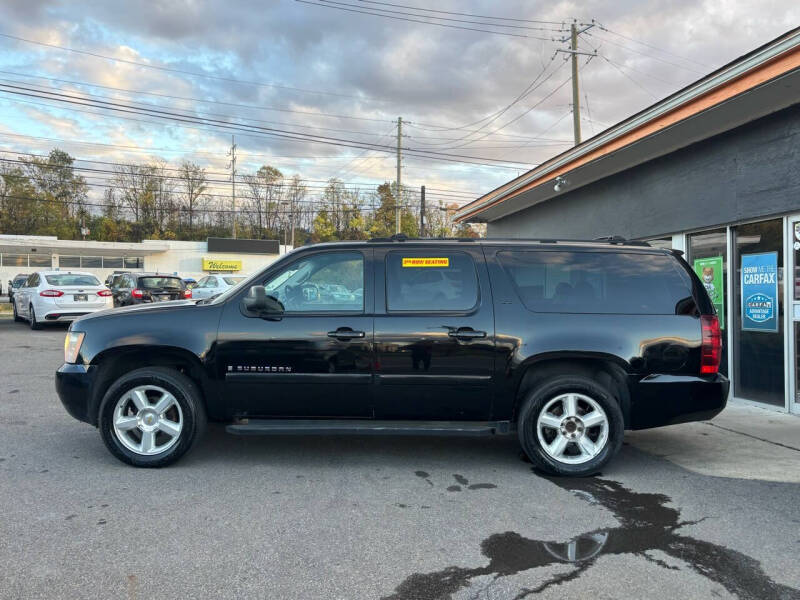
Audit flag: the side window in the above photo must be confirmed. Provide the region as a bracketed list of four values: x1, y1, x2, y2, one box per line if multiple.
[207, 277, 218, 287]
[386, 251, 478, 312]
[29, 274, 40, 287]
[263, 252, 364, 313]
[498, 250, 696, 315]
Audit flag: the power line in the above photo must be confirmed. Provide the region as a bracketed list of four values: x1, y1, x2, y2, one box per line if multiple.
[438, 74, 573, 150]
[601, 56, 659, 99]
[0, 32, 365, 100]
[0, 86, 531, 169]
[586, 30, 705, 74]
[0, 69, 394, 125]
[356, 0, 567, 24]
[0, 70, 576, 144]
[592, 22, 711, 68]
[296, 0, 554, 39]
[410, 53, 561, 148]
[316, 0, 566, 32]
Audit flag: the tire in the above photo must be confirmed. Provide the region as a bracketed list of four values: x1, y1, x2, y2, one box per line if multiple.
[12, 300, 22, 322]
[29, 305, 41, 330]
[98, 367, 207, 468]
[518, 375, 624, 477]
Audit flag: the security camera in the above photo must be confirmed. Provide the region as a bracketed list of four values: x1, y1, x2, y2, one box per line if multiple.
[553, 176, 566, 192]
[554, 182, 561, 192]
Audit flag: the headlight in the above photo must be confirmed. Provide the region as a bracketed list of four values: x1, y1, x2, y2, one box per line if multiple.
[64, 332, 85, 364]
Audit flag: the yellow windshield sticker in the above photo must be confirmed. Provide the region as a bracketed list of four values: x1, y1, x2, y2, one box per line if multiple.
[402, 257, 449, 268]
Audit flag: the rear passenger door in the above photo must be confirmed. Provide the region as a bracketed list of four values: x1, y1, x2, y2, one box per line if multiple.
[373, 247, 495, 421]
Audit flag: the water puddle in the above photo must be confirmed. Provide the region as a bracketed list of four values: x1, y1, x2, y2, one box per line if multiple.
[383, 477, 800, 600]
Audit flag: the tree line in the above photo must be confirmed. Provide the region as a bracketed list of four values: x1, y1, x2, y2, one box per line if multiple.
[0, 149, 479, 245]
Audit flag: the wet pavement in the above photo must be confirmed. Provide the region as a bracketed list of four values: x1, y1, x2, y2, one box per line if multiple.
[0, 319, 799, 599]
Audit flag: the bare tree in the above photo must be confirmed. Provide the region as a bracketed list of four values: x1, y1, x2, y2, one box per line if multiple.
[176, 161, 208, 236]
[243, 165, 284, 238]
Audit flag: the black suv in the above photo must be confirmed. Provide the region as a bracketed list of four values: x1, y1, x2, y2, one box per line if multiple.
[111, 272, 190, 306]
[55, 237, 728, 475]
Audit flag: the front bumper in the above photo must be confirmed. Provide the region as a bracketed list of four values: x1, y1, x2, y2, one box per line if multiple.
[55, 363, 98, 425]
[628, 373, 730, 430]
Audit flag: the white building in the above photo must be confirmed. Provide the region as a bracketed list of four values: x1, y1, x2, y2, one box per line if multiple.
[0, 235, 290, 290]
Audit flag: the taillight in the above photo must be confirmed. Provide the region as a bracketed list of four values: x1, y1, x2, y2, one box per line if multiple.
[700, 314, 722, 374]
[183, 289, 192, 298]
[132, 288, 143, 299]
[40, 289, 64, 297]
[97, 289, 112, 297]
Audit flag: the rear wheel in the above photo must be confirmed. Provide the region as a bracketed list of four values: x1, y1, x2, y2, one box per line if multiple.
[99, 367, 207, 467]
[29, 305, 41, 330]
[518, 375, 624, 477]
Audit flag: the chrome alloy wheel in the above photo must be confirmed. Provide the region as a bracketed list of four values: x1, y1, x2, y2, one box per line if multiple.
[112, 385, 183, 456]
[536, 393, 609, 465]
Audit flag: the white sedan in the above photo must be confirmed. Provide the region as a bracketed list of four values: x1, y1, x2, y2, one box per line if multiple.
[190, 274, 247, 300]
[13, 271, 113, 329]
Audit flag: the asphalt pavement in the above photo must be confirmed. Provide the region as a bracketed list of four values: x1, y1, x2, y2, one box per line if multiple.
[0, 318, 798, 599]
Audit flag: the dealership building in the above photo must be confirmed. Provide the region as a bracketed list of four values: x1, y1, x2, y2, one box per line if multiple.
[455, 28, 800, 415]
[0, 235, 288, 288]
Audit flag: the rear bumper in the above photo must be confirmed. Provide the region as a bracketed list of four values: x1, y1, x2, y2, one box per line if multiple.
[44, 312, 90, 321]
[55, 363, 98, 425]
[628, 373, 730, 430]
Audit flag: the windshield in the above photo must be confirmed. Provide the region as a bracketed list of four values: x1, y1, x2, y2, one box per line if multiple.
[139, 277, 184, 289]
[44, 274, 101, 286]
[12, 277, 28, 287]
[223, 276, 245, 285]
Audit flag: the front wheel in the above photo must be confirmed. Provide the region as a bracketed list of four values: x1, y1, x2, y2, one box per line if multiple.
[518, 375, 624, 477]
[12, 300, 22, 322]
[98, 367, 207, 467]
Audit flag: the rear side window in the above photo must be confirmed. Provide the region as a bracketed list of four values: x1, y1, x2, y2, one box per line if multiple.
[498, 250, 695, 315]
[386, 251, 478, 312]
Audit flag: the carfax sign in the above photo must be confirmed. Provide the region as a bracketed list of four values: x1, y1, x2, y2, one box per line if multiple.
[741, 252, 779, 332]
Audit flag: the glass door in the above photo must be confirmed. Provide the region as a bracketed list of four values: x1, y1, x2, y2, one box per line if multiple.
[787, 217, 800, 414]
[732, 219, 785, 408]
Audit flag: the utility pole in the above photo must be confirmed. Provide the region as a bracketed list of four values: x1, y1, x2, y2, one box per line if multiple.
[227, 135, 237, 238]
[420, 185, 426, 237]
[570, 23, 581, 146]
[396, 116, 402, 234]
[557, 21, 596, 146]
[290, 186, 295, 248]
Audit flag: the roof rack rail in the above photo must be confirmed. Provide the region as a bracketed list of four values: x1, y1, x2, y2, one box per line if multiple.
[367, 234, 477, 243]
[593, 235, 651, 247]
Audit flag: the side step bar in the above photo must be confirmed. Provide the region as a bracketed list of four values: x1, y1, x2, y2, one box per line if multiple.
[226, 419, 511, 437]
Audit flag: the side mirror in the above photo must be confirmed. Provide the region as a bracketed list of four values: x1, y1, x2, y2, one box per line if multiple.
[242, 285, 284, 318]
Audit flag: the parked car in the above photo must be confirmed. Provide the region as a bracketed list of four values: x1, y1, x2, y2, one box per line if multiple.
[13, 271, 113, 329]
[7, 273, 29, 303]
[182, 278, 198, 289]
[105, 270, 131, 287]
[55, 237, 728, 473]
[190, 274, 246, 300]
[111, 273, 191, 307]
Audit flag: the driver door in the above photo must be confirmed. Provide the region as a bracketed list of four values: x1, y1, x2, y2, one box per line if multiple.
[217, 248, 374, 418]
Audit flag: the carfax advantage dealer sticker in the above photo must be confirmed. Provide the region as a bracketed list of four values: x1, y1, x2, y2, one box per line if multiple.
[402, 257, 449, 267]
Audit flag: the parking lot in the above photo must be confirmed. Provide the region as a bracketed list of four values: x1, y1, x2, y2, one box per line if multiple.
[1, 318, 799, 600]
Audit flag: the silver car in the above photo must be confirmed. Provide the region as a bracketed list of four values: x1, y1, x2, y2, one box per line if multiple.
[190, 274, 246, 300]
[13, 271, 113, 329]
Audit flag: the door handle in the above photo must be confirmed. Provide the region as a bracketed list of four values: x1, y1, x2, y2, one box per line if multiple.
[327, 328, 366, 340]
[448, 327, 487, 340]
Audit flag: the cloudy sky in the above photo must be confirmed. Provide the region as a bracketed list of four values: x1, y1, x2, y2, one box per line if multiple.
[0, 0, 798, 208]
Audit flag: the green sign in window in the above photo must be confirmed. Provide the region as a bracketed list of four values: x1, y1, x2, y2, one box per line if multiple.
[694, 256, 725, 329]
